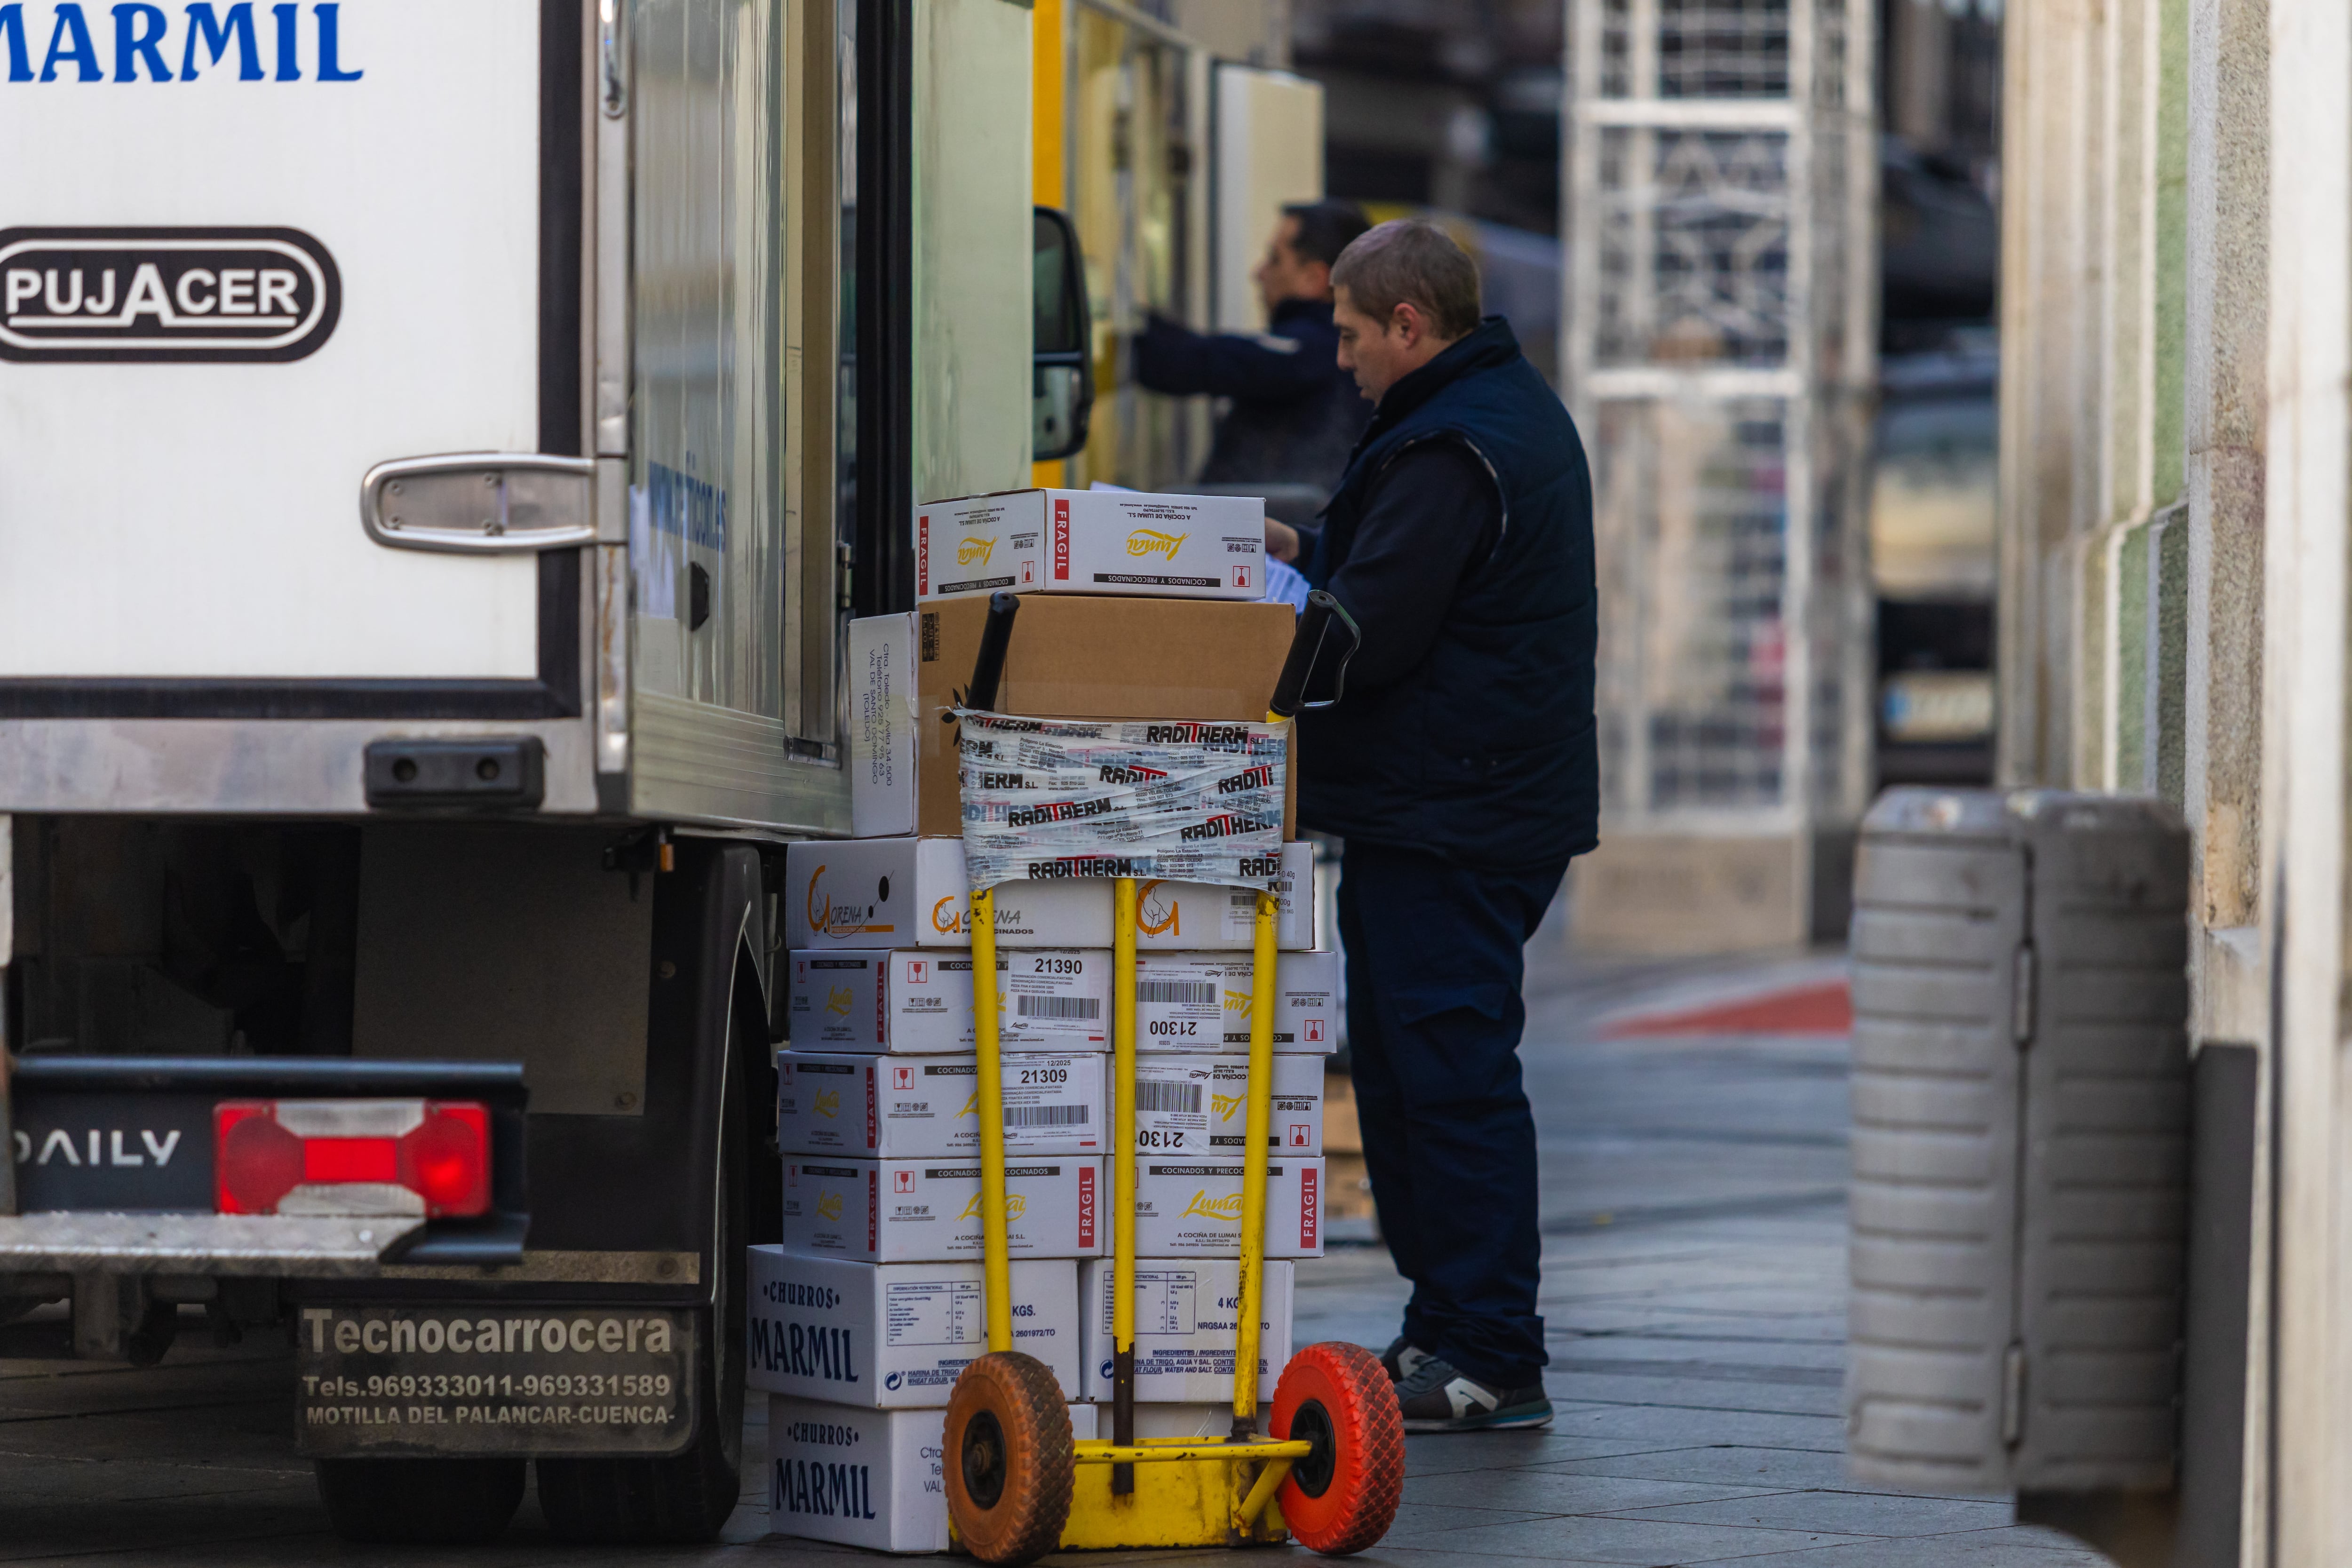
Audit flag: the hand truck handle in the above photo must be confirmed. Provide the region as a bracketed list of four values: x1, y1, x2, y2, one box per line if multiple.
[966, 590, 1021, 712]
[1268, 589, 1360, 719]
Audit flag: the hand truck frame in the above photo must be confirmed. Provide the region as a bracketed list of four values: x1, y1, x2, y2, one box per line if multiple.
[942, 589, 1398, 1562]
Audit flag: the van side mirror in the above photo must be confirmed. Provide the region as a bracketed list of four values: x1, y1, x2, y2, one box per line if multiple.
[1033, 206, 1094, 462]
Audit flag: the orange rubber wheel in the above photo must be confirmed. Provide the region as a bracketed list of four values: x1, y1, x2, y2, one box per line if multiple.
[1271, 1341, 1405, 1554]
[943, 1352, 1073, 1564]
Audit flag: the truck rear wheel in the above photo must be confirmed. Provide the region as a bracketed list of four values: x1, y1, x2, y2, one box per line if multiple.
[535, 969, 754, 1544]
[315, 1457, 526, 1544]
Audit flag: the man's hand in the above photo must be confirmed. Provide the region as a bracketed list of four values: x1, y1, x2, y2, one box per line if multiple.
[1265, 518, 1301, 563]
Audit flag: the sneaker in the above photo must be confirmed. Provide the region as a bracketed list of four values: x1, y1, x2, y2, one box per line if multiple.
[1392, 1355, 1553, 1433]
[1379, 1337, 1434, 1384]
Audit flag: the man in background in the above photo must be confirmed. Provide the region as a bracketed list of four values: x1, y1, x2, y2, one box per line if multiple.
[1283, 219, 1597, 1433]
[1130, 199, 1373, 494]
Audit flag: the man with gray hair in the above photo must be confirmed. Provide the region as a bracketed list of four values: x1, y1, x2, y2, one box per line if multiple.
[1276, 218, 1597, 1433]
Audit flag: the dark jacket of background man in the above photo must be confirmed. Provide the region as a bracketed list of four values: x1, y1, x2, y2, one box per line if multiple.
[1297, 315, 1599, 869]
[1130, 200, 1373, 492]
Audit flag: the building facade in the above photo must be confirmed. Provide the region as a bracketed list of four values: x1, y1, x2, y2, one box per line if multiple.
[1993, 0, 2352, 1560]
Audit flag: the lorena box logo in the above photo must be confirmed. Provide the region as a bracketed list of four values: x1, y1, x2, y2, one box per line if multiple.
[0, 227, 340, 362]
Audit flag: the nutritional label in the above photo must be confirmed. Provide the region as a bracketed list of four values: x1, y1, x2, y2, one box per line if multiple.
[884, 1279, 983, 1347]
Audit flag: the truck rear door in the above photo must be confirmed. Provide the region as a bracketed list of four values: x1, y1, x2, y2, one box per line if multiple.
[0, 1, 578, 712]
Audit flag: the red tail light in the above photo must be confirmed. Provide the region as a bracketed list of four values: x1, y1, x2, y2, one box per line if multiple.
[215, 1100, 491, 1218]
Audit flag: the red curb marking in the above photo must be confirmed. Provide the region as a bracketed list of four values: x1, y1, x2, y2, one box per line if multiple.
[1599, 979, 1852, 1038]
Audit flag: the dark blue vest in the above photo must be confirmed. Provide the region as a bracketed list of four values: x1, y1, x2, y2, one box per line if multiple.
[1299, 318, 1598, 868]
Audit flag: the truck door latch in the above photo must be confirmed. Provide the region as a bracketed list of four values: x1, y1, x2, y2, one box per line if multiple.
[360, 453, 597, 554]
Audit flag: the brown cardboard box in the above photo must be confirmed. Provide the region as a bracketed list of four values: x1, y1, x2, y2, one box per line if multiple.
[850, 594, 1297, 839]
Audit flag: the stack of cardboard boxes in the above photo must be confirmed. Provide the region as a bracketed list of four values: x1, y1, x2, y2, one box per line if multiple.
[757, 489, 1337, 1551]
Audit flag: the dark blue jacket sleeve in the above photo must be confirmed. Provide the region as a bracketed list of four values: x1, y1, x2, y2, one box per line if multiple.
[1130, 313, 1335, 402]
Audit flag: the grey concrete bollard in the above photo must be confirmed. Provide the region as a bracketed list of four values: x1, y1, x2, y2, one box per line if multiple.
[1846, 788, 2190, 1494]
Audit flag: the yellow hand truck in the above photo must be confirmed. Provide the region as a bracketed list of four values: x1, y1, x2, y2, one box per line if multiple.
[942, 589, 1398, 1564]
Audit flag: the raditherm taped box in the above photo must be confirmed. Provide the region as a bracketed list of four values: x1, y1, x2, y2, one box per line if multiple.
[747, 1249, 1079, 1406]
[1078, 1258, 1293, 1403]
[1132, 1055, 1324, 1154]
[914, 489, 1265, 603]
[787, 949, 1112, 1051]
[786, 838, 1314, 952]
[778, 1052, 1104, 1157]
[783, 1157, 1104, 1263]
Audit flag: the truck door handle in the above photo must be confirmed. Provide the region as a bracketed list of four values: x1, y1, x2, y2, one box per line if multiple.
[360, 454, 597, 554]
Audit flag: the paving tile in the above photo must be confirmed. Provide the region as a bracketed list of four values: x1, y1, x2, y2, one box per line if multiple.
[1533, 1443, 1997, 1499]
[1404, 1512, 1871, 1563]
[1694, 1526, 2110, 1566]
[1404, 1430, 1692, 1477]
[1601, 1488, 2015, 1536]
[1379, 1500, 1575, 1544]
[1405, 1466, 1780, 1515]
[1542, 1401, 1850, 1453]
[1540, 1370, 1844, 1418]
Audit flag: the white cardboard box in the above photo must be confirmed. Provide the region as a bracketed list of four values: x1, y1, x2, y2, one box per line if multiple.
[787, 838, 1313, 952]
[747, 1249, 1080, 1406]
[779, 1052, 1105, 1158]
[1078, 1258, 1293, 1403]
[914, 488, 1265, 603]
[1132, 1157, 1324, 1258]
[1132, 1056, 1324, 1155]
[766, 1396, 1098, 1553]
[783, 1157, 1104, 1263]
[787, 948, 1112, 1052]
[1136, 949, 1341, 1054]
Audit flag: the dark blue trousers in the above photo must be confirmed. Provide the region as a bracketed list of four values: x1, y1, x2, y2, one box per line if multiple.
[1338, 841, 1566, 1389]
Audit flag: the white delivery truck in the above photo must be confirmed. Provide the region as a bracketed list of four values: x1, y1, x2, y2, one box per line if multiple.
[0, 0, 1045, 1545]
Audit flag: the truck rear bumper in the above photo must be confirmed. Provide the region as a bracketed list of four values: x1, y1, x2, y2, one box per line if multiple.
[0, 1212, 426, 1275]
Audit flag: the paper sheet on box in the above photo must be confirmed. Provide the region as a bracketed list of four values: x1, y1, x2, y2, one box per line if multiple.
[954, 709, 1287, 894]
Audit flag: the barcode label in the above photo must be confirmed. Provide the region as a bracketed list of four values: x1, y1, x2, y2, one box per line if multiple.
[1017, 995, 1102, 1019]
[1135, 1081, 1204, 1113]
[1138, 981, 1218, 1004]
[1005, 1104, 1090, 1127]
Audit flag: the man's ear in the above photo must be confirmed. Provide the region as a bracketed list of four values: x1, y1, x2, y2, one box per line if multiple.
[1390, 300, 1424, 345]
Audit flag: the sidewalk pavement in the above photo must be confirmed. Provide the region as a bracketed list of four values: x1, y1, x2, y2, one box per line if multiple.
[0, 948, 2114, 1567]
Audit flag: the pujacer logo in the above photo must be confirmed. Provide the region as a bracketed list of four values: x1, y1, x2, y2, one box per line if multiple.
[0, 227, 341, 363]
[1127, 529, 1189, 559]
